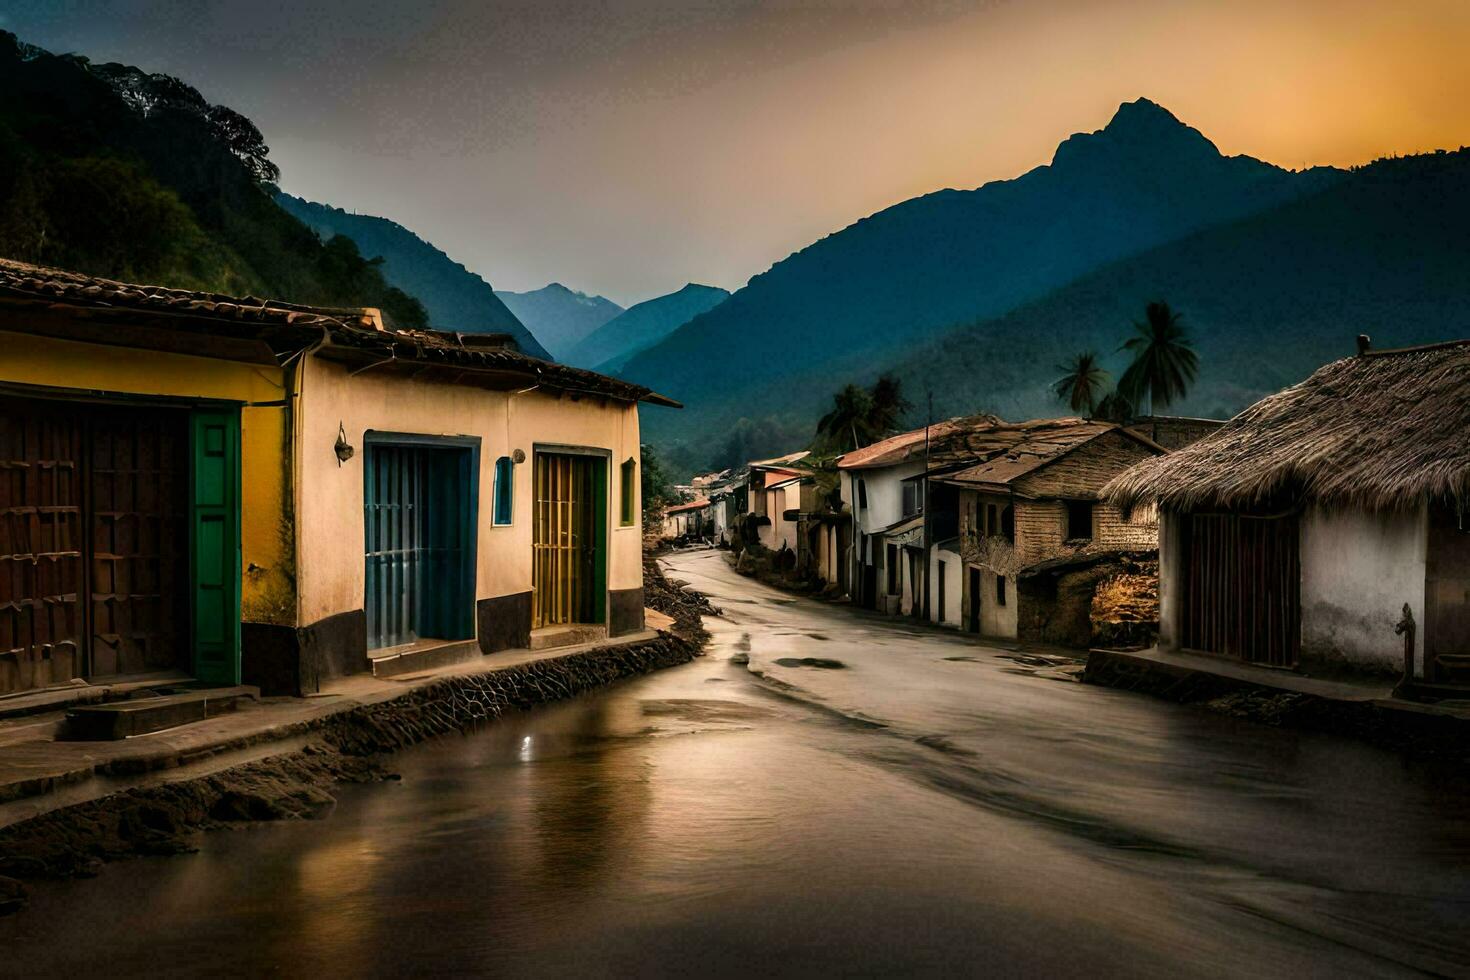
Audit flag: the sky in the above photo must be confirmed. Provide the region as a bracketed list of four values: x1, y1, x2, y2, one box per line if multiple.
[8, 0, 1469, 305]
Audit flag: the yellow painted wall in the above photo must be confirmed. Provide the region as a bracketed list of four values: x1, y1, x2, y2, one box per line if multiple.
[296, 355, 644, 629]
[1, 329, 295, 625]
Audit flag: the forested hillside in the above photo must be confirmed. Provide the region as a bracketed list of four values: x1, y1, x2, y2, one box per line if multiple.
[0, 32, 425, 324]
[276, 193, 550, 358]
[877, 148, 1470, 423]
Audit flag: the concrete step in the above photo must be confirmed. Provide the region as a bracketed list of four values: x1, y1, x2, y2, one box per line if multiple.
[63, 685, 259, 741]
[529, 624, 607, 652]
[370, 639, 482, 678]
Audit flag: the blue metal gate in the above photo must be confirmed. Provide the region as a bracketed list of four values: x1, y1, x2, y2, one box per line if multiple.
[363, 439, 478, 650]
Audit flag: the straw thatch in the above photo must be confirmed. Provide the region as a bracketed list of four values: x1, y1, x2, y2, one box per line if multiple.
[1105, 340, 1470, 512]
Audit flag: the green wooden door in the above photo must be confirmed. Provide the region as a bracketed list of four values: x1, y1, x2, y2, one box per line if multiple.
[190, 410, 241, 685]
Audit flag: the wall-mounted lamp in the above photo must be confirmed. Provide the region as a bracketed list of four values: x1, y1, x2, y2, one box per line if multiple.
[334, 422, 355, 466]
[512, 448, 526, 464]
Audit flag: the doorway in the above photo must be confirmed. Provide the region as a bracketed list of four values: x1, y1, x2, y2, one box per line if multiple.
[0, 396, 238, 694]
[532, 450, 608, 629]
[968, 566, 981, 633]
[363, 437, 478, 651]
[1180, 512, 1300, 667]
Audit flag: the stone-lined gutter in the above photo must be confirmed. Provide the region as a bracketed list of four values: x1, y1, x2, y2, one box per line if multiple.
[1084, 648, 1470, 767]
[0, 631, 701, 916]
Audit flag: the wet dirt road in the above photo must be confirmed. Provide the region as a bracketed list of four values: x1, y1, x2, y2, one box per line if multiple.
[4, 548, 1469, 977]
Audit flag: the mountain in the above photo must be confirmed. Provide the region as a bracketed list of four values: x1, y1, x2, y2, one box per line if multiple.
[275, 193, 551, 359]
[875, 148, 1470, 423]
[495, 283, 623, 359]
[562, 283, 730, 370]
[616, 98, 1339, 446]
[0, 32, 425, 325]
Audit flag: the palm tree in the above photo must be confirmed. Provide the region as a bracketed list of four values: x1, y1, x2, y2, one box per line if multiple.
[1052, 351, 1110, 416]
[866, 373, 912, 437]
[817, 384, 875, 452]
[1118, 301, 1199, 414]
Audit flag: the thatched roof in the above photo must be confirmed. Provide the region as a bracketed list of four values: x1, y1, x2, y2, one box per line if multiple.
[1105, 340, 1470, 512]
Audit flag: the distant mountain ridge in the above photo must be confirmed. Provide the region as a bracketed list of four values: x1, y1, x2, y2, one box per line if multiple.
[564, 283, 729, 370]
[275, 193, 551, 359]
[876, 148, 1470, 423]
[495, 283, 623, 359]
[616, 98, 1341, 446]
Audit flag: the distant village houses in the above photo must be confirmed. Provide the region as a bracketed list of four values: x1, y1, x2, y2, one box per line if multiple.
[839, 416, 1175, 645]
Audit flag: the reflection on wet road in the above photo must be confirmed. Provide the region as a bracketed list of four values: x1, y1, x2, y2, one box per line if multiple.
[5, 548, 1469, 977]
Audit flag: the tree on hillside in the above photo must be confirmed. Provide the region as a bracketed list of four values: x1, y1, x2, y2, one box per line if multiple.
[1118, 301, 1199, 414]
[1052, 351, 1110, 416]
[817, 384, 875, 453]
[868, 373, 913, 437]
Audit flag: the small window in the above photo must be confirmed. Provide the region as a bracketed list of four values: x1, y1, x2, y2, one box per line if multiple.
[986, 503, 997, 535]
[902, 479, 921, 517]
[492, 456, 514, 525]
[857, 479, 868, 509]
[995, 573, 1007, 606]
[620, 458, 637, 526]
[1066, 500, 1094, 540]
[1001, 504, 1014, 543]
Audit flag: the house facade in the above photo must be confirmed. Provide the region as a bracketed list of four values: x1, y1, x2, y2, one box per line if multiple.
[839, 416, 1164, 639]
[1107, 340, 1470, 687]
[662, 498, 711, 540]
[939, 424, 1163, 643]
[0, 259, 674, 697]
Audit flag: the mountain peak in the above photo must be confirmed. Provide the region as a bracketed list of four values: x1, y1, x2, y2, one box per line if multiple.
[1052, 97, 1219, 168]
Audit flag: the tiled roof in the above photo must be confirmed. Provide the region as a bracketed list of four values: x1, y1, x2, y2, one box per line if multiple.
[0, 258, 678, 407]
[837, 416, 1001, 470]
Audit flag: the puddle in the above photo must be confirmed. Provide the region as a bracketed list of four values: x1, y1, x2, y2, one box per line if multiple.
[772, 657, 847, 670]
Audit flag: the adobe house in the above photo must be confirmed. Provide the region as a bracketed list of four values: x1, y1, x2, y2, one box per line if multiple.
[1107, 339, 1470, 688]
[0, 259, 675, 698]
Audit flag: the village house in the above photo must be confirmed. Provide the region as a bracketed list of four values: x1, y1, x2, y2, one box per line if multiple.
[840, 416, 1166, 642]
[707, 475, 746, 545]
[661, 498, 711, 541]
[745, 451, 812, 560]
[1106, 339, 1470, 690]
[838, 421, 964, 615]
[0, 259, 676, 699]
[933, 418, 1164, 644]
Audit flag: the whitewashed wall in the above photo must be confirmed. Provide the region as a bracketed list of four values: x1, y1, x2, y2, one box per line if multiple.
[1300, 504, 1426, 674]
[930, 546, 963, 627]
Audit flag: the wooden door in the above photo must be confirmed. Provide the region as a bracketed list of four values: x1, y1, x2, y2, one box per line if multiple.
[89, 406, 190, 679]
[532, 453, 605, 628]
[0, 402, 84, 693]
[189, 410, 240, 684]
[1182, 512, 1300, 667]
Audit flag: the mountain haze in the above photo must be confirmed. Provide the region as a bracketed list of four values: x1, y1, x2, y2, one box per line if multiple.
[275, 193, 551, 359]
[618, 98, 1339, 444]
[563, 283, 730, 370]
[495, 283, 623, 359]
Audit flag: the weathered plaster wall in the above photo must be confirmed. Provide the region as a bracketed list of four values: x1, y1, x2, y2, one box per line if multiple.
[980, 569, 1019, 638]
[1300, 504, 1426, 674]
[3, 329, 294, 626]
[296, 356, 642, 629]
[929, 547, 963, 627]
